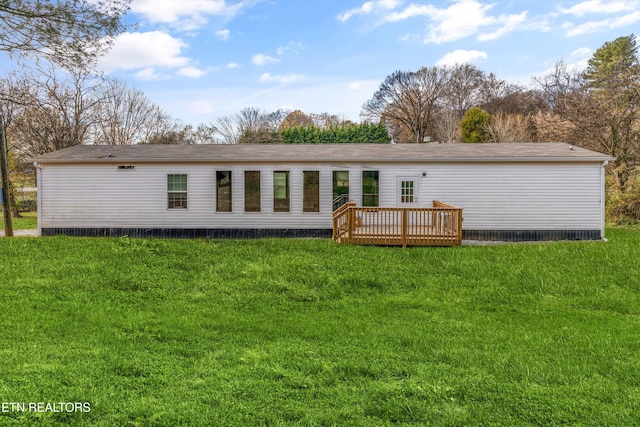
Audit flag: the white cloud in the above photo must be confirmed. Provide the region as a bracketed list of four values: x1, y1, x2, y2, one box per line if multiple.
[131, 0, 242, 30]
[215, 29, 230, 41]
[252, 53, 280, 66]
[561, 47, 593, 71]
[436, 49, 488, 66]
[259, 73, 305, 84]
[276, 41, 305, 56]
[565, 10, 640, 36]
[338, 1, 374, 22]
[337, 0, 400, 22]
[226, 61, 240, 69]
[569, 47, 592, 62]
[134, 67, 162, 80]
[378, 0, 401, 8]
[386, 3, 436, 22]
[530, 46, 595, 81]
[385, 0, 525, 44]
[478, 12, 527, 41]
[99, 31, 190, 73]
[557, 0, 638, 16]
[176, 66, 208, 78]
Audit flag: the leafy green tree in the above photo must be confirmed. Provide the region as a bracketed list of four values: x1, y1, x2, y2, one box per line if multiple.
[585, 34, 639, 90]
[460, 107, 491, 143]
[279, 122, 389, 144]
[238, 129, 281, 144]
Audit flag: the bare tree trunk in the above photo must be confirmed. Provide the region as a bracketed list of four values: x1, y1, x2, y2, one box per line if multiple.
[0, 115, 13, 236]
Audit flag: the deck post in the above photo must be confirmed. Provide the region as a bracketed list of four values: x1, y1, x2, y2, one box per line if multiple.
[332, 213, 337, 241]
[401, 209, 408, 248]
[457, 209, 463, 245]
[347, 206, 355, 245]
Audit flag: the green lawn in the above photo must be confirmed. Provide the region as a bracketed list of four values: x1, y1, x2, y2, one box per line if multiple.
[0, 211, 37, 230]
[1, 231, 639, 426]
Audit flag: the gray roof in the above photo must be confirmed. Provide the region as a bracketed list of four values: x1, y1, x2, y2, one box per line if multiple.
[30, 143, 615, 164]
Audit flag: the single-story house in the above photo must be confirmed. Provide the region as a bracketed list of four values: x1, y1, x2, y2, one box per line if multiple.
[30, 143, 614, 241]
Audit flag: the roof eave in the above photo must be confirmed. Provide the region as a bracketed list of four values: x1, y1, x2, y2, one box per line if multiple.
[30, 156, 616, 164]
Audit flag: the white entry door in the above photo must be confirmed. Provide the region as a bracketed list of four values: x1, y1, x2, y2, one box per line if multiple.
[397, 177, 419, 206]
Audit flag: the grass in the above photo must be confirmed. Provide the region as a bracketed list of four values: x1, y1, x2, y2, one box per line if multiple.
[0, 211, 37, 230]
[0, 230, 639, 425]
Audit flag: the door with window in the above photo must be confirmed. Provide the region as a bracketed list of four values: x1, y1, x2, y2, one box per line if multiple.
[397, 177, 419, 206]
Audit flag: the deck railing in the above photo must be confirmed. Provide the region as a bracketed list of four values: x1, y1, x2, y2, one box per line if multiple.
[332, 201, 463, 247]
[332, 194, 351, 211]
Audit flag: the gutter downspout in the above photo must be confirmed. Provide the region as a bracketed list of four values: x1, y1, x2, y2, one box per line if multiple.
[34, 163, 42, 236]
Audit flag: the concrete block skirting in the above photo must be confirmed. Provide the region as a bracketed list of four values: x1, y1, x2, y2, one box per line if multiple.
[41, 227, 602, 242]
[40, 228, 334, 239]
[462, 229, 602, 242]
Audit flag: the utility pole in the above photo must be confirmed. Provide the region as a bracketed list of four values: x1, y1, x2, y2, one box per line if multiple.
[0, 114, 13, 237]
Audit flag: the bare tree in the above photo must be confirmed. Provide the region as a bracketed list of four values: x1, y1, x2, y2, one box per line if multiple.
[0, 0, 130, 69]
[537, 59, 640, 190]
[309, 112, 345, 129]
[213, 115, 240, 144]
[220, 107, 284, 144]
[191, 123, 218, 144]
[531, 110, 577, 143]
[92, 79, 170, 145]
[485, 112, 531, 143]
[362, 66, 451, 143]
[262, 109, 290, 130]
[444, 64, 486, 113]
[10, 64, 102, 155]
[0, 77, 24, 226]
[235, 107, 268, 137]
[435, 108, 460, 143]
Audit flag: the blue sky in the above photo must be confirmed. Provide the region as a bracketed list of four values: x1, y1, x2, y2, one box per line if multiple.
[97, 0, 640, 125]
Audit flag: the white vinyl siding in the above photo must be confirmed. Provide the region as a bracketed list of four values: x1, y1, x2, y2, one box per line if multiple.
[39, 164, 332, 229]
[419, 163, 602, 230]
[38, 161, 604, 231]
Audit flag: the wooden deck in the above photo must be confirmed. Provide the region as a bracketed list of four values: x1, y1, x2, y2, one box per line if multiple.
[333, 201, 463, 247]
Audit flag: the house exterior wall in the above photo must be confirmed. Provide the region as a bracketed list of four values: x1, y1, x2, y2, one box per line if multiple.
[38, 160, 606, 239]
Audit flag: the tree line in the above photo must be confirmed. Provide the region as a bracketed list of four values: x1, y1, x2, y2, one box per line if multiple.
[361, 36, 639, 222]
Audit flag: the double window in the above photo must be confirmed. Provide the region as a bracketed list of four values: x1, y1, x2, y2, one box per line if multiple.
[167, 174, 188, 209]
